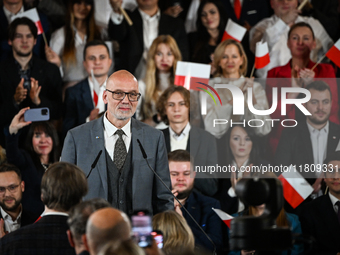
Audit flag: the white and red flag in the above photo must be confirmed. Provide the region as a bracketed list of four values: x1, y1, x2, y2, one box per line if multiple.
[11, 8, 44, 35]
[278, 166, 313, 209]
[326, 39, 340, 68]
[174, 61, 211, 90]
[212, 208, 234, 228]
[222, 19, 246, 42]
[254, 41, 270, 69]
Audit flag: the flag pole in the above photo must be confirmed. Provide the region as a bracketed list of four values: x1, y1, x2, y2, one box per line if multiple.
[298, 0, 308, 10]
[119, 7, 133, 26]
[42, 32, 48, 46]
[250, 64, 255, 78]
[311, 55, 326, 71]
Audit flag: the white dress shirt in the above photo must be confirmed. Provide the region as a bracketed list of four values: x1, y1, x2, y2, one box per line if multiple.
[307, 121, 329, 171]
[103, 116, 131, 161]
[169, 122, 191, 151]
[3, 6, 24, 24]
[249, 15, 333, 78]
[328, 192, 340, 214]
[0, 206, 22, 233]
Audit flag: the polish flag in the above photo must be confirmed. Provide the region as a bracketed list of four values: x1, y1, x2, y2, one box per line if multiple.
[174, 61, 211, 90]
[254, 41, 270, 69]
[11, 8, 44, 35]
[326, 39, 340, 68]
[212, 208, 234, 228]
[222, 19, 247, 42]
[278, 165, 313, 209]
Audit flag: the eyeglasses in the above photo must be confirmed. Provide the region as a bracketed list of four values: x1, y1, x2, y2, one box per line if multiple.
[0, 184, 20, 194]
[106, 89, 141, 102]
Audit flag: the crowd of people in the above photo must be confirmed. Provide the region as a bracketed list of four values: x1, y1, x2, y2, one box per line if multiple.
[0, 0, 340, 254]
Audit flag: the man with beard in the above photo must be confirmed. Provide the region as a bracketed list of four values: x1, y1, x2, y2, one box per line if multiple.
[61, 70, 173, 216]
[0, 163, 37, 237]
[168, 150, 222, 253]
[275, 81, 340, 212]
[0, 17, 62, 148]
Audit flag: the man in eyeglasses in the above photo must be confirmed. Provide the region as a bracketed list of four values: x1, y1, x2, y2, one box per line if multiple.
[0, 163, 37, 237]
[62, 40, 113, 139]
[61, 69, 173, 216]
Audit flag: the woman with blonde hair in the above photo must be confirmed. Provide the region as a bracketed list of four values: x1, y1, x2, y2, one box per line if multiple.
[45, 0, 102, 88]
[204, 39, 271, 139]
[137, 35, 182, 127]
[152, 210, 195, 255]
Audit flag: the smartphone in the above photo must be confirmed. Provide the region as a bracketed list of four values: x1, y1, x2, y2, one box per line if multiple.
[131, 210, 153, 248]
[24, 108, 50, 122]
[151, 230, 163, 249]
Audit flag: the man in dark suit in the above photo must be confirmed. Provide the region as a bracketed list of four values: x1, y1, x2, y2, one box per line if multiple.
[0, 0, 50, 60]
[275, 81, 340, 214]
[300, 152, 340, 254]
[107, 0, 189, 78]
[67, 198, 111, 255]
[0, 17, 62, 148]
[157, 86, 218, 197]
[0, 162, 88, 255]
[61, 70, 173, 216]
[63, 40, 112, 138]
[168, 150, 223, 253]
[0, 163, 37, 237]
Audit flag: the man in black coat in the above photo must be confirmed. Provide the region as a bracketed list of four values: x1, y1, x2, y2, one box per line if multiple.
[108, 0, 189, 78]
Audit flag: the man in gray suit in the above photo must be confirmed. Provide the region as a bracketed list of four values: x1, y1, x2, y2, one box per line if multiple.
[61, 70, 173, 216]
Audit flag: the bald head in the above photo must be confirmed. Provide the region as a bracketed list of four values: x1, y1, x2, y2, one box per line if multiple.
[103, 70, 140, 128]
[86, 208, 131, 255]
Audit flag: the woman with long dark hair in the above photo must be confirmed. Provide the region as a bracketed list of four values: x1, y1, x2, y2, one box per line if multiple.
[6, 108, 60, 216]
[45, 0, 101, 88]
[188, 0, 228, 67]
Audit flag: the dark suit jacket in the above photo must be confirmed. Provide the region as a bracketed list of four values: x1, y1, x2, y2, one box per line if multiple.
[275, 120, 340, 177]
[0, 215, 75, 255]
[63, 78, 94, 138]
[182, 191, 223, 252]
[108, 9, 189, 74]
[0, 206, 38, 231]
[300, 194, 340, 254]
[161, 126, 219, 196]
[0, 55, 62, 147]
[0, 5, 50, 61]
[61, 116, 173, 215]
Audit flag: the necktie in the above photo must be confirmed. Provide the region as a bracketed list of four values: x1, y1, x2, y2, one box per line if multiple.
[114, 129, 127, 170]
[93, 90, 98, 106]
[336, 201, 340, 225]
[234, 0, 241, 19]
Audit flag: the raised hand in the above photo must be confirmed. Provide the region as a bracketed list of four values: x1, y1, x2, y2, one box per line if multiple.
[9, 107, 32, 135]
[13, 78, 27, 104]
[29, 78, 41, 105]
[45, 46, 61, 67]
[109, 0, 123, 13]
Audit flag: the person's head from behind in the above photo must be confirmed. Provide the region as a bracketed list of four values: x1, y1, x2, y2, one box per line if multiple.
[103, 70, 140, 127]
[0, 163, 24, 214]
[270, 0, 298, 17]
[168, 150, 195, 199]
[323, 151, 340, 198]
[287, 22, 316, 59]
[85, 207, 131, 255]
[41, 162, 88, 212]
[26, 121, 59, 166]
[156, 86, 190, 126]
[152, 210, 195, 255]
[67, 198, 111, 254]
[197, 0, 227, 34]
[97, 239, 145, 255]
[147, 35, 182, 75]
[213, 39, 247, 78]
[225, 125, 259, 165]
[83, 40, 112, 78]
[8, 17, 37, 57]
[304, 81, 332, 127]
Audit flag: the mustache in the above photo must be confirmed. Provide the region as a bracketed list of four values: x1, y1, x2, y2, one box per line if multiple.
[3, 196, 15, 201]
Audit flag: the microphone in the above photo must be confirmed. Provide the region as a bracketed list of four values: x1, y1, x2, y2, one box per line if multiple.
[136, 139, 217, 255]
[87, 150, 102, 179]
